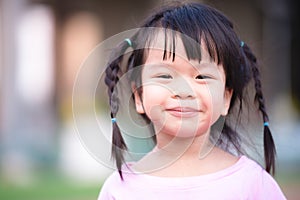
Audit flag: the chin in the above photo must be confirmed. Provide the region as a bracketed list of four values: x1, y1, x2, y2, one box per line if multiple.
[156, 124, 210, 138]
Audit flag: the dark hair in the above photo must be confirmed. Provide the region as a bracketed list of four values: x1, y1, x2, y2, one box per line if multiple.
[104, 2, 276, 180]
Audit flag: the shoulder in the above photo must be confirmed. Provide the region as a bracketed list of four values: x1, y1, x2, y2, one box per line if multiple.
[256, 169, 287, 199]
[97, 171, 121, 200]
[237, 156, 286, 199]
[97, 164, 140, 200]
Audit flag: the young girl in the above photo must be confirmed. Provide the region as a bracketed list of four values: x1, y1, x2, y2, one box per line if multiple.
[99, 2, 286, 199]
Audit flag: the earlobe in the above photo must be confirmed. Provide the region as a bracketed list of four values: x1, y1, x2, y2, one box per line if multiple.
[131, 83, 145, 114]
[222, 89, 233, 116]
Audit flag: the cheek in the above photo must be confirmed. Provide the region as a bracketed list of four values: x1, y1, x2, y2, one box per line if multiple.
[196, 84, 224, 121]
[196, 85, 214, 110]
[142, 85, 167, 120]
[207, 85, 226, 122]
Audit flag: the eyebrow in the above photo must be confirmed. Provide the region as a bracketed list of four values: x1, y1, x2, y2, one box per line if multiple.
[144, 61, 218, 70]
[194, 62, 219, 69]
[143, 63, 169, 68]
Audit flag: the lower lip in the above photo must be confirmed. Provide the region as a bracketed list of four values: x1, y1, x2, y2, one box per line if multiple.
[166, 110, 199, 118]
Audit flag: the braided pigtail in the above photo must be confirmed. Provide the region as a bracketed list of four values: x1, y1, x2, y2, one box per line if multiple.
[104, 39, 133, 179]
[241, 42, 276, 175]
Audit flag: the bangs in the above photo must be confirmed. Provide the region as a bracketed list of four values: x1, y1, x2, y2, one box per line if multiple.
[138, 3, 240, 67]
[143, 28, 204, 62]
[140, 27, 214, 64]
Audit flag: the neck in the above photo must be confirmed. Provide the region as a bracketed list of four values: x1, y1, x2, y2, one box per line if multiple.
[132, 130, 216, 174]
[154, 129, 213, 160]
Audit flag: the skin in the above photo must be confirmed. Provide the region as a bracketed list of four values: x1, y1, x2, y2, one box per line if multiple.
[131, 36, 239, 177]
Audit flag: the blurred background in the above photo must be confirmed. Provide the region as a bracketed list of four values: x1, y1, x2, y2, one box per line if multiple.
[0, 0, 299, 199]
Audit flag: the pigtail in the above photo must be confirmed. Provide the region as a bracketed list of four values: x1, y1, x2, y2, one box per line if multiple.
[104, 40, 133, 180]
[111, 120, 126, 180]
[242, 42, 276, 175]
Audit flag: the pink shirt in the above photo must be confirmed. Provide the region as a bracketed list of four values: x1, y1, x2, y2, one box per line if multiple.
[98, 156, 286, 199]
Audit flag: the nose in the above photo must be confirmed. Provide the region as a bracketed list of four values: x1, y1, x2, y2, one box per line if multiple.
[171, 79, 195, 99]
[173, 91, 195, 99]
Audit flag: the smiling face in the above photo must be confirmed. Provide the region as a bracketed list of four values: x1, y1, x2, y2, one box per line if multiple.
[132, 37, 232, 139]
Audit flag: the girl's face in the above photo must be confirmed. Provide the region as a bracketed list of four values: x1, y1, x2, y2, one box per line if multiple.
[133, 37, 232, 138]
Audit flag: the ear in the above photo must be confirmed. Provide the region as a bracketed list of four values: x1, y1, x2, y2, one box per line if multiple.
[131, 83, 145, 114]
[222, 88, 233, 116]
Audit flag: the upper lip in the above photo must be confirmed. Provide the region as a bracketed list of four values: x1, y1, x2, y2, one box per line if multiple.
[166, 107, 200, 112]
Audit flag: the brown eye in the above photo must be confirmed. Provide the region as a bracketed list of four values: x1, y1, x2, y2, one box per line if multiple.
[157, 74, 172, 79]
[196, 75, 210, 79]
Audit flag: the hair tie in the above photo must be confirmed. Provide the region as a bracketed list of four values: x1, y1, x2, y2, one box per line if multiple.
[240, 41, 244, 47]
[125, 38, 132, 47]
[263, 122, 269, 127]
[111, 118, 117, 124]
